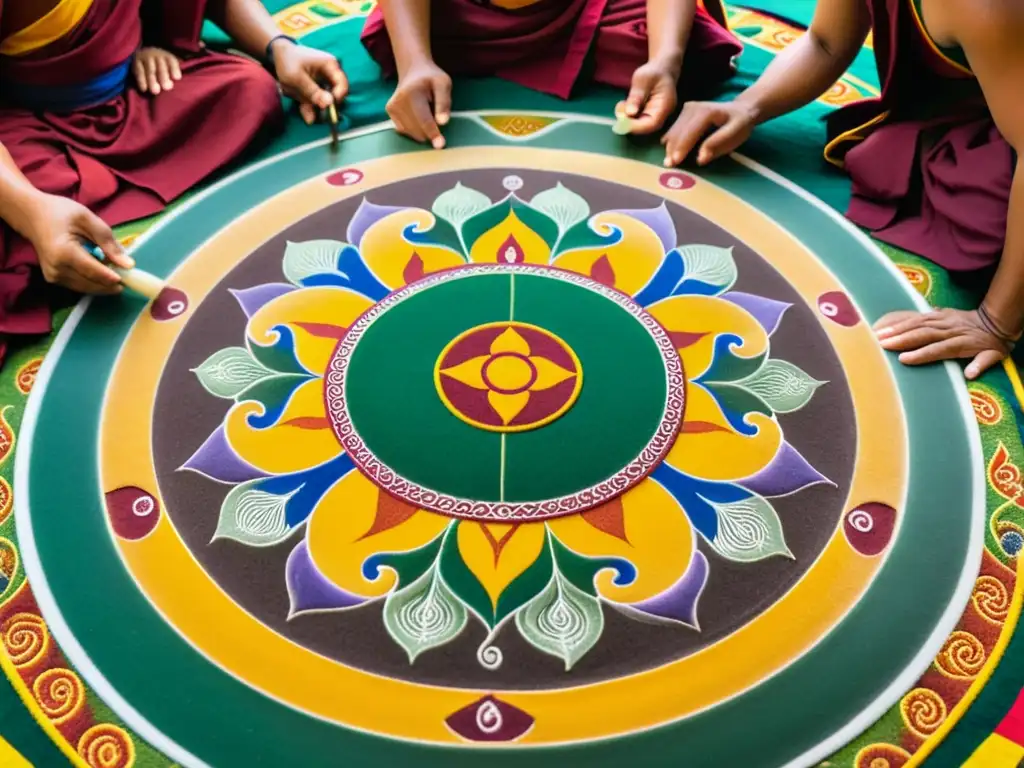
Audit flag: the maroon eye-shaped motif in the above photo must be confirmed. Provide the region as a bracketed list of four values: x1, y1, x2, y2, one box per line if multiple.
[817, 291, 860, 326]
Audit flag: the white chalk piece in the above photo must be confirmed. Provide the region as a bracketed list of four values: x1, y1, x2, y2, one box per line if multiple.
[612, 116, 635, 135]
[111, 266, 165, 300]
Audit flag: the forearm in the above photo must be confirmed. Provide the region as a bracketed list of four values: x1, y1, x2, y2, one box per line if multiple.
[0, 143, 47, 242]
[735, 29, 862, 123]
[980, 160, 1024, 336]
[645, 0, 695, 73]
[209, 0, 282, 59]
[378, 0, 432, 76]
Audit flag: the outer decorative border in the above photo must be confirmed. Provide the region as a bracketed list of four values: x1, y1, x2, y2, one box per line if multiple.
[324, 264, 686, 521]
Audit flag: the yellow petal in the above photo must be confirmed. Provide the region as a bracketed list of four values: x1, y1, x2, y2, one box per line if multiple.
[551, 212, 664, 295]
[490, 327, 531, 356]
[360, 209, 465, 289]
[529, 356, 574, 390]
[648, 295, 768, 380]
[488, 390, 530, 424]
[667, 383, 782, 481]
[457, 521, 546, 609]
[547, 479, 694, 603]
[307, 471, 449, 598]
[225, 378, 341, 475]
[247, 286, 371, 376]
[469, 211, 550, 265]
[440, 355, 488, 390]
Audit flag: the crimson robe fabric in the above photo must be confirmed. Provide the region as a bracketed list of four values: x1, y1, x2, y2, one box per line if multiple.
[826, 0, 1014, 271]
[361, 0, 741, 101]
[0, 0, 283, 362]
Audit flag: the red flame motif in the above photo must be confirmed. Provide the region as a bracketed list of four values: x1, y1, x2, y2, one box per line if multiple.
[403, 252, 425, 284]
[590, 254, 616, 287]
[498, 234, 525, 264]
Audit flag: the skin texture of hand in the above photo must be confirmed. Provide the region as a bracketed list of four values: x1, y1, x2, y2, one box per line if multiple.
[661, 100, 759, 167]
[133, 47, 182, 95]
[387, 60, 452, 149]
[272, 41, 349, 125]
[28, 195, 134, 296]
[874, 308, 1016, 380]
[616, 60, 679, 134]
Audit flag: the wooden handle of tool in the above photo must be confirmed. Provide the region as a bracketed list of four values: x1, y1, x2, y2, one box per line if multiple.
[111, 266, 165, 300]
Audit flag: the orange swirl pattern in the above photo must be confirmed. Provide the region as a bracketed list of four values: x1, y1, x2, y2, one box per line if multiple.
[973, 574, 1011, 624]
[899, 687, 947, 739]
[1, 611, 49, 668]
[935, 631, 986, 679]
[78, 724, 136, 768]
[898, 265, 931, 298]
[970, 388, 1003, 426]
[854, 743, 912, 768]
[988, 443, 1024, 504]
[820, 80, 864, 107]
[0, 476, 11, 525]
[32, 667, 85, 724]
[15, 358, 41, 395]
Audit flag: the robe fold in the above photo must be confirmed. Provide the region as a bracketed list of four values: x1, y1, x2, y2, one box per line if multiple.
[361, 0, 742, 101]
[0, 0, 283, 361]
[825, 0, 1014, 271]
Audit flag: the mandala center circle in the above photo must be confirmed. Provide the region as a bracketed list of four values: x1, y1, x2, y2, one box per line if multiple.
[482, 353, 536, 394]
[433, 321, 583, 433]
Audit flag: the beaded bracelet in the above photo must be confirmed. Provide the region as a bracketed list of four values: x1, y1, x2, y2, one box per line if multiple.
[977, 303, 1020, 352]
[264, 34, 297, 76]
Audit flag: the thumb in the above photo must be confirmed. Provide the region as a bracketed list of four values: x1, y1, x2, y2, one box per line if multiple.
[432, 77, 452, 126]
[697, 118, 747, 165]
[77, 209, 134, 269]
[624, 77, 652, 117]
[965, 348, 1005, 380]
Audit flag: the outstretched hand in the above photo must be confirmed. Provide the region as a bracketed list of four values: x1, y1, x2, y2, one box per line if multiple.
[615, 61, 679, 135]
[661, 100, 759, 167]
[387, 60, 452, 149]
[133, 47, 182, 95]
[29, 195, 133, 295]
[874, 308, 1017, 380]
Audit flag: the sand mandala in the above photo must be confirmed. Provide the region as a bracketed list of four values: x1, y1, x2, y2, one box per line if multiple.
[14, 114, 983, 767]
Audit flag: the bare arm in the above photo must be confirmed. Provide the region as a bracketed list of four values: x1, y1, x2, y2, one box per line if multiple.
[646, 0, 696, 74]
[734, 0, 871, 123]
[377, 0, 433, 76]
[206, 0, 281, 58]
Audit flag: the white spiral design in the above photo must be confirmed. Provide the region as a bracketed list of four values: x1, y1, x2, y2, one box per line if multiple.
[477, 641, 503, 670]
[820, 302, 838, 317]
[167, 300, 186, 316]
[475, 700, 503, 734]
[848, 508, 874, 533]
[131, 495, 154, 517]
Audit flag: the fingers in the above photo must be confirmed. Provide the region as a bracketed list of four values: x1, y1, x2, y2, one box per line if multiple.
[662, 104, 722, 167]
[877, 326, 950, 352]
[896, 338, 973, 366]
[318, 58, 349, 103]
[432, 76, 452, 128]
[43, 243, 122, 294]
[168, 55, 182, 83]
[299, 102, 317, 126]
[75, 209, 133, 268]
[290, 70, 333, 111]
[146, 56, 161, 95]
[873, 311, 922, 337]
[410, 95, 444, 149]
[624, 80, 651, 118]
[157, 57, 174, 92]
[628, 93, 675, 135]
[133, 58, 148, 93]
[966, 349, 1005, 380]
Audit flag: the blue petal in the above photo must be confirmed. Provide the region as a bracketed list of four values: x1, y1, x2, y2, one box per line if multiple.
[634, 249, 684, 306]
[299, 244, 389, 301]
[258, 453, 356, 527]
[673, 278, 721, 297]
[649, 464, 718, 540]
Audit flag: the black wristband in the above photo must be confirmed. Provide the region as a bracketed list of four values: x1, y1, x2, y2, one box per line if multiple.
[264, 34, 297, 76]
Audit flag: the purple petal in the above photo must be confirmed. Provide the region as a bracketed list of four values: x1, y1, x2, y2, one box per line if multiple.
[609, 202, 676, 253]
[179, 426, 269, 484]
[738, 442, 832, 498]
[229, 283, 295, 318]
[286, 538, 367, 616]
[629, 550, 708, 628]
[723, 292, 791, 336]
[346, 198, 408, 247]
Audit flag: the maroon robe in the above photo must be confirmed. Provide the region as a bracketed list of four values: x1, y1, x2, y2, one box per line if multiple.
[361, 0, 741, 101]
[0, 0, 283, 362]
[826, 0, 1014, 271]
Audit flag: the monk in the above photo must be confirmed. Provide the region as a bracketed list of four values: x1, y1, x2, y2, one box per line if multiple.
[362, 0, 742, 149]
[0, 0, 348, 365]
[663, 0, 1024, 379]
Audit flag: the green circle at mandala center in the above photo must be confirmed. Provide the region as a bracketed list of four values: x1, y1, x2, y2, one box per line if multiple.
[325, 265, 684, 521]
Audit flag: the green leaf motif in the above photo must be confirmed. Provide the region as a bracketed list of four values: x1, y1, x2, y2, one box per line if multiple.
[384, 562, 468, 663]
[531, 183, 590, 235]
[734, 359, 825, 413]
[704, 494, 793, 562]
[678, 244, 738, 291]
[431, 183, 491, 230]
[194, 347, 276, 399]
[515, 569, 604, 670]
[213, 481, 296, 547]
[308, 2, 344, 17]
[282, 240, 344, 285]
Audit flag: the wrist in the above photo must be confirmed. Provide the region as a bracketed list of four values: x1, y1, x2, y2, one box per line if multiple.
[395, 47, 435, 79]
[4, 189, 52, 244]
[647, 48, 684, 78]
[734, 91, 766, 125]
[265, 34, 297, 75]
[979, 300, 1024, 341]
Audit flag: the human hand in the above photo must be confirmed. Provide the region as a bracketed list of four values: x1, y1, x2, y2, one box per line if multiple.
[27, 195, 133, 295]
[661, 100, 759, 167]
[874, 307, 1019, 379]
[615, 60, 679, 135]
[133, 47, 182, 95]
[272, 41, 349, 125]
[387, 60, 452, 149]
